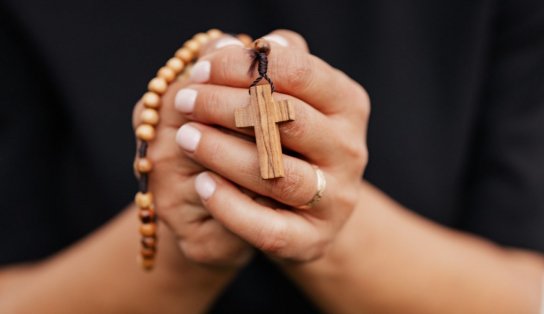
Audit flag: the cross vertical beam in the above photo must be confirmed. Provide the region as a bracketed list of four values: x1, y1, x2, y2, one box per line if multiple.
[235, 84, 295, 179]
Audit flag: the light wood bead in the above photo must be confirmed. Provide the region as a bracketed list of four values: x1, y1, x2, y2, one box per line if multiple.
[139, 208, 156, 223]
[148, 77, 168, 94]
[237, 33, 253, 47]
[138, 255, 154, 271]
[140, 223, 157, 237]
[142, 92, 160, 109]
[184, 39, 200, 54]
[135, 191, 153, 208]
[193, 32, 209, 45]
[141, 247, 156, 258]
[157, 66, 176, 83]
[141, 236, 157, 248]
[136, 158, 153, 173]
[166, 57, 185, 73]
[135, 124, 156, 141]
[175, 47, 193, 63]
[140, 108, 159, 126]
[207, 28, 222, 39]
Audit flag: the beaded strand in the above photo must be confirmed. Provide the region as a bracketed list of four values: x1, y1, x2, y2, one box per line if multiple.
[133, 29, 224, 271]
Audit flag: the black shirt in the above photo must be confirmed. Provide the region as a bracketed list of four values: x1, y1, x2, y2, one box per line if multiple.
[1, 1, 543, 313]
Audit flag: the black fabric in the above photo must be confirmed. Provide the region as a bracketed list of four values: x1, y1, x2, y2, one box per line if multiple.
[1, 1, 543, 313]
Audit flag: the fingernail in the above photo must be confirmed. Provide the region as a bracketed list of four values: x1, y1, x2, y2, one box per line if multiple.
[175, 89, 197, 113]
[263, 34, 289, 47]
[176, 124, 201, 152]
[190, 60, 210, 83]
[195, 172, 216, 200]
[215, 37, 244, 49]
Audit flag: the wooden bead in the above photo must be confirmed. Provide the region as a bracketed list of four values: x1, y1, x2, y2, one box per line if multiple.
[135, 124, 155, 141]
[184, 39, 200, 54]
[166, 57, 185, 73]
[135, 191, 153, 208]
[141, 236, 157, 248]
[142, 92, 160, 109]
[141, 247, 156, 258]
[237, 33, 253, 47]
[138, 255, 154, 271]
[140, 223, 157, 237]
[139, 208, 156, 223]
[175, 47, 193, 63]
[140, 108, 159, 126]
[193, 32, 209, 45]
[148, 77, 168, 94]
[135, 158, 153, 173]
[157, 66, 176, 83]
[207, 28, 222, 39]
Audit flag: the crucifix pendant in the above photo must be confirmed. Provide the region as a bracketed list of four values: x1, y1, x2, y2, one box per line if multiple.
[235, 83, 295, 179]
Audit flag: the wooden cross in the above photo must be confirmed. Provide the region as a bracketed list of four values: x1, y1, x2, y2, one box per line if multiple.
[235, 83, 295, 179]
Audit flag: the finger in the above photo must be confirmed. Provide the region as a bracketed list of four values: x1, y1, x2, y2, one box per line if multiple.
[176, 122, 330, 209]
[195, 171, 322, 260]
[178, 218, 253, 267]
[199, 34, 246, 57]
[175, 84, 342, 165]
[155, 173, 252, 267]
[188, 41, 363, 115]
[263, 29, 309, 52]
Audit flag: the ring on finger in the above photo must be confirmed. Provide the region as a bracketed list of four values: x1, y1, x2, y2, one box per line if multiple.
[296, 165, 326, 209]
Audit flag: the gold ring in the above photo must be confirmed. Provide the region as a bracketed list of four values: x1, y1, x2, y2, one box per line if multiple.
[297, 165, 327, 209]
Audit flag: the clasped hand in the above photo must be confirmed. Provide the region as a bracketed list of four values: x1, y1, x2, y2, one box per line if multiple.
[133, 30, 369, 268]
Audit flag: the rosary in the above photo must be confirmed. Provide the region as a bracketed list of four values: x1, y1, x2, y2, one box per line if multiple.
[133, 29, 294, 270]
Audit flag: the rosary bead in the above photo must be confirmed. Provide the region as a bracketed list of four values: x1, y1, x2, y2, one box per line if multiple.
[141, 236, 157, 248]
[139, 255, 154, 271]
[157, 66, 176, 83]
[142, 92, 160, 109]
[193, 32, 209, 45]
[141, 247, 156, 258]
[135, 191, 153, 208]
[136, 158, 153, 173]
[184, 39, 200, 54]
[140, 108, 160, 126]
[175, 47, 193, 63]
[139, 208, 156, 223]
[166, 57, 185, 73]
[140, 223, 157, 237]
[148, 77, 168, 94]
[207, 28, 222, 39]
[237, 33, 253, 47]
[135, 124, 156, 141]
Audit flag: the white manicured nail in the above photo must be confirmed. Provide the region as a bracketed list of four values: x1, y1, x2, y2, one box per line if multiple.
[263, 34, 289, 47]
[176, 124, 201, 152]
[215, 37, 244, 49]
[195, 172, 216, 200]
[175, 89, 197, 113]
[190, 60, 210, 83]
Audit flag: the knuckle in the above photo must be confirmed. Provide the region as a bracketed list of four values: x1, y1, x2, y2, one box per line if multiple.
[351, 81, 371, 118]
[181, 241, 216, 264]
[255, 221, 289, 255]
[341, 136, 368, 172]
[277, 53, 313, 92]
[195, 88, 221, 121]
[279, 108, 306, 139]
[268, 162, 305, 200]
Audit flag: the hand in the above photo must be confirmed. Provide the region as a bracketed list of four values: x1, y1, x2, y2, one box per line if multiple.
[175, 30, 369, 262]
[132, 72, 253, 268]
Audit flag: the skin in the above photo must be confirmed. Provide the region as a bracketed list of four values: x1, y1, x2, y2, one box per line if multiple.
[0, 30, 542, 313]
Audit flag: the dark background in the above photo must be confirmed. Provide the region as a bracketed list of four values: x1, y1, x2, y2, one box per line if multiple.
[1, 1, 543, 313]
